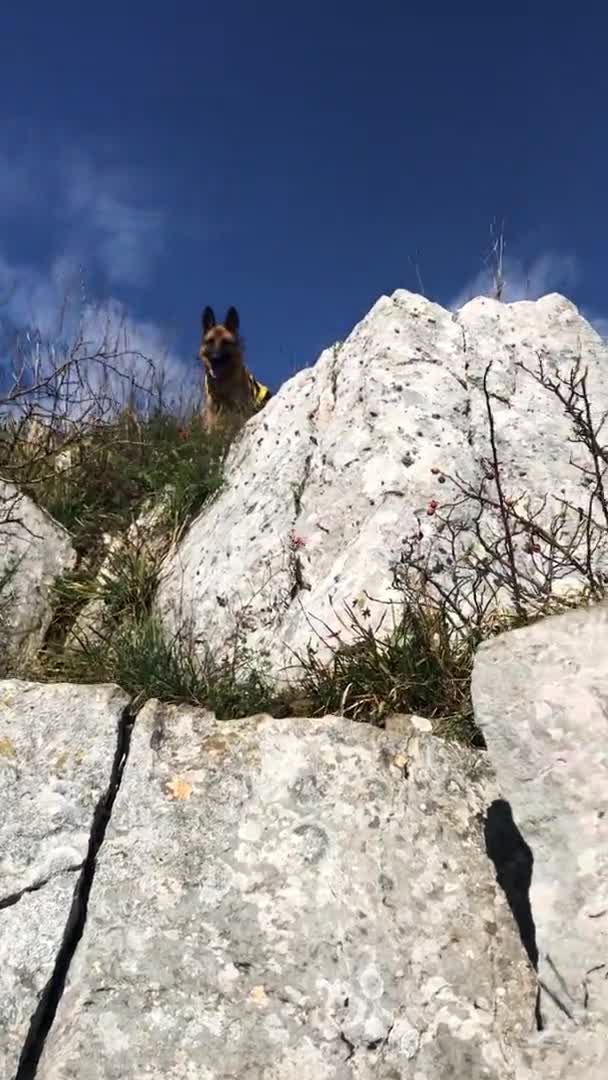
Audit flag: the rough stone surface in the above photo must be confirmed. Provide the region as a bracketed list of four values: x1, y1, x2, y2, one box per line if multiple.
[156, 290, 608, 678]
[516, 1030, 608, 1079]
[0, 679, 129, 1079]
[39, 707, 535, 1079]
[472, 603, 608, 1031]
[0, 482, 76, 664]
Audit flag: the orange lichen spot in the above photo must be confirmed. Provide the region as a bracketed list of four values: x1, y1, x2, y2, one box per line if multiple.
[0, 736, 16, 759]
[164, 776, 193, 801]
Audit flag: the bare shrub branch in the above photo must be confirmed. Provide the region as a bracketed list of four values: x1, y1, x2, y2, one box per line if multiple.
[0, 287, 205, 547]
[393, 355, 608, 648]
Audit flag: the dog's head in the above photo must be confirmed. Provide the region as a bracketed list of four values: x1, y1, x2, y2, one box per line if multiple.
[199, 306, 242, 381]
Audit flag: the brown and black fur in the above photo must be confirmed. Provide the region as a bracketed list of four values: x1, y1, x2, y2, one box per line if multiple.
[198, 306, 271, 431]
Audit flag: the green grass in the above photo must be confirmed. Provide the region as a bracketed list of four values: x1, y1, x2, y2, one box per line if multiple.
[38, 587, 484, 741]
[35, 510, 277, 720]
[292, 602, 483, 745]
[2, 406, 247, 706]
[1, 411, 229, 555]
[34, 521, 485, 739]
[43, 538, 163, 650]
[39, 612, 276, 719]
[29, 531, 487, 741]
[2, 406, 494, 743]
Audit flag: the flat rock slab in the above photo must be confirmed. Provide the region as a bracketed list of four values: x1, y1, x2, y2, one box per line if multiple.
[0, 680, 129, 1079]
[39, 707, 534, 1079]
[472, 603, 608, 1030]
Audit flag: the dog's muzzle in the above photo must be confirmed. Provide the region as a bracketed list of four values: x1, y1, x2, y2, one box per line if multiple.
[204, 350, 231, 378]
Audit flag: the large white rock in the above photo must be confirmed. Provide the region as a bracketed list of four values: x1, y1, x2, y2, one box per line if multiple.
[156, 290, 608, 679]
[0, 679, 129, 1079]
[0, 482, 76, 665]
[472, 602, 608, 1033]
[38, 706, 535, 1079]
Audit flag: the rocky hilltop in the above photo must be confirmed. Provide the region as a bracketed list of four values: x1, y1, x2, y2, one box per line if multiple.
[1, 290, 607, 1078]
[157, 289, 608, 675]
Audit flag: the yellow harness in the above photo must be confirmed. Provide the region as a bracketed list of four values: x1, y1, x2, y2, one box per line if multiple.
[248, 373, 272, 410]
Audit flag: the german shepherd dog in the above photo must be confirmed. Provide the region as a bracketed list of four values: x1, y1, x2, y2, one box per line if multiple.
[199, 306, 271, 430]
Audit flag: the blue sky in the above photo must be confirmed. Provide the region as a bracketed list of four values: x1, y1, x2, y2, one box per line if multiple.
[1, 4, 607, 398]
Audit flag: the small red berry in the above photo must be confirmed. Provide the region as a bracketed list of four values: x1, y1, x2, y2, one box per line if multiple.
[524, 541, 541, 555]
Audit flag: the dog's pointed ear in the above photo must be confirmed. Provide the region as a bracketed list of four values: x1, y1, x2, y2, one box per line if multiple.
[224, 306, 240, 335]
[202, 306, 216, 334]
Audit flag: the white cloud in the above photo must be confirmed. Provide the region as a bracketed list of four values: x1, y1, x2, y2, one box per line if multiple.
[0, 144, 193, 416]
[450, 251, 579, 310]
[450, 248, 608, 341]
[78, 296, 193, 410]
[0, 146, 166, 289]
[0, 263, 194, 420]
[0, 251, 81, 338]
[94, 195, 164, 286]
[59, 153, 165, 286]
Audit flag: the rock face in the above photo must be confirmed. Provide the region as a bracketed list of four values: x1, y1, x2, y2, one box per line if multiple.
[0, 482, 76, 665]
[517, 1030, 608, 1080]
[472, 603, 608, 1036]
[5, 600, 608, 1077]
[4, 287, 608, 1078]
[0, 679, 129, 1080]
[38, 706, 535, 1079]
[156, 290, 608, 679]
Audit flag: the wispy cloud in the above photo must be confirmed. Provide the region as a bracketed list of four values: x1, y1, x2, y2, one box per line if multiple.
[0, 251, 79, 338]
[58, 152, 165, 286]
[0, 145, 166, 289]
[450, 251, 579, 310]
[0, 254, 189, 413]
[450, 249, 608, 340]
[0, 143, 190, 411]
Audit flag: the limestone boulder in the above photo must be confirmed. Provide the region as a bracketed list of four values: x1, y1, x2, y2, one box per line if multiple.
[472, 602, 608, 1031]
[0, 482, 76, 666]
[156, 290, 608, 679]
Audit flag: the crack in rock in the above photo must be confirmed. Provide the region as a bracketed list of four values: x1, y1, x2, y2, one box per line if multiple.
[0, 865, 83, 912]
[14, 702, 135, 1080]
[291, 453, 312, 519]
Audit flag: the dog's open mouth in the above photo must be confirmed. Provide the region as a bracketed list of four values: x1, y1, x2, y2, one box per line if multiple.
[206, 352, 232, 379]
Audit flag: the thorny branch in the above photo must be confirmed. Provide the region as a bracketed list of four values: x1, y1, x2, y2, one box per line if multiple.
[393, 353, 608, 637]
[482, 361, 524, 617]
